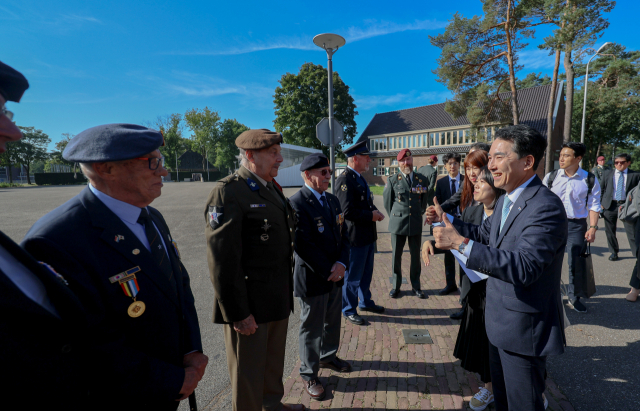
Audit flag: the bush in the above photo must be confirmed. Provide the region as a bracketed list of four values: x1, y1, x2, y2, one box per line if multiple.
[34, 173, 87, 185]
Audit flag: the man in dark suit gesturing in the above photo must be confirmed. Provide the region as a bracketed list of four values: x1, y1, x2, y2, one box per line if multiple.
[290, 153, 352, 401]
[434, 152, 464, 295]
[599, 153, 640, 261]
[431, 125, 568, 411]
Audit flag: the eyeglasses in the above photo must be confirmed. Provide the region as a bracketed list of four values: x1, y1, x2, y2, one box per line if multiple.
[614, 161, 628, 165]
[1, 106, 14, 121]
[134, 156, 165, 170]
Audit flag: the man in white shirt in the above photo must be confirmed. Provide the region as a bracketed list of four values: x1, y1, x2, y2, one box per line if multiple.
[543, 142, 601, 313]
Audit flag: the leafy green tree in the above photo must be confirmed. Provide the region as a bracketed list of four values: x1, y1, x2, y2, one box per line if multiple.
[0, 142, 18, 183]
[216, 119, 249, 172]
[516, 72, 551, 89]
[15, 126, 51, 184]
[273, 62, 358, 155]
[184, 107, 221, 170]
[148, 114, 187, 171]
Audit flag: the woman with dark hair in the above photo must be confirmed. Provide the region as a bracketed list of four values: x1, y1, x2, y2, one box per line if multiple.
[460, 150, 489, 212]
[422, 167, 506, 410]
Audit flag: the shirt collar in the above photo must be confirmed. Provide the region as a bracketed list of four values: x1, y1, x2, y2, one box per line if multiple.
[244, 166, 269, 187]
[616, 168, 628, 175]
[347, 166, 361, 178]
[506, 174, 536, 205]
[89, 183, 145, 225]
[449, 174, 460, 183]
[304, 184, 324, 201]
[558, 167, 586, 179]
[401, 170, 413, 180]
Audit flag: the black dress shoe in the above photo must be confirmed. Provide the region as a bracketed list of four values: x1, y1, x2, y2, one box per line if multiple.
[609, 253, 619, 261]
[389, 289, 400, 299]
[359, 305, 385, 313]
[412, 289, 427, 299]
[320, 357, 352, 372]
[344, 314, 365, 325]
[449, 309, 464, 320]
[438, 285, 458, 296]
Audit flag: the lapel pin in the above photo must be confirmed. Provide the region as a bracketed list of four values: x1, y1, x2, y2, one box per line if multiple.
[115, 235, 125, 243]
[518, 207, 522, 211]
[132, 249, 140, 255]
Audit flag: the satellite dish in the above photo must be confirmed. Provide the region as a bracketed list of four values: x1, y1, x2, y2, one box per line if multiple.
[313, 33, 346, 50]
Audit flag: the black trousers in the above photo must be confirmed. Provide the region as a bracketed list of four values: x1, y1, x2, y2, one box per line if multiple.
[489, 342, 547, 411]
[391, 233, 422, 291]
[566, 219, 587, 302]
[444, 250, 457, 288]
[603, 203, 637, 256]
[629, 219, 640, 289]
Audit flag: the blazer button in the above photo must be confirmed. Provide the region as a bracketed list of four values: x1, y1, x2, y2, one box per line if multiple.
[61, 344, 72, 354]
[291, 242, 294, 247]
[245, 276, 248, 280]
[290, 228, 292, 232]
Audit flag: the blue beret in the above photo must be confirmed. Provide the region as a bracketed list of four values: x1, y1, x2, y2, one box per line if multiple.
[343, 140, 370, 157]
[0, 60, 29, 102]
[63, 123, 164, 162]
[300, 153, 330, 171]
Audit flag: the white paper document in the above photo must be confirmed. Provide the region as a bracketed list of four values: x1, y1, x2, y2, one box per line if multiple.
[450, 249, 489, 283]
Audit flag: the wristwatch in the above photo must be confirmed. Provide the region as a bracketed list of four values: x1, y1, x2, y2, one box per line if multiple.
[458, 237, 470, 253]
[589, 225, 598, 230]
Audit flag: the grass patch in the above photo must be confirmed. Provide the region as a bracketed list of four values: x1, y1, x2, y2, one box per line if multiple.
[369, 185, 384, 196]
[0, 182, 26, 188]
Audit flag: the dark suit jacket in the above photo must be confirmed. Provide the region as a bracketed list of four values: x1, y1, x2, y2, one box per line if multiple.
[22, 187, 202, 410]
[290, 187, 350, 298]
[205, 166, 296, 324]
[600, 169, 640, 209]
[335, 168, 378, 247]
[436, 174, 464, 213]
[0, 231, 90, 410]
[452, 176, 568, 357]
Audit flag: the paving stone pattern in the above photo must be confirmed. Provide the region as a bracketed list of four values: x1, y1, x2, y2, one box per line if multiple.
[281, 233, 575, 410]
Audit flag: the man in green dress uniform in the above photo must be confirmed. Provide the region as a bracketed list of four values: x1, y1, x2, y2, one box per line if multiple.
[384, 149, 430, 299]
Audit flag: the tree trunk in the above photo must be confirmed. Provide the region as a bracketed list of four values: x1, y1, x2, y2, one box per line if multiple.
[7, 161, 13, 184]
[504, 0, 520, 125]
[25, 164, 32, 185]
[545, 49, 562, 174]
[563, 46, 575, 143]
[596, 141, 602, 159]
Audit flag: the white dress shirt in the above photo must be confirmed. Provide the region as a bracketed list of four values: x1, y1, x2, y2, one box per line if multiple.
[0, 245, 59, 316]
[613, 169, 628, 198]
[89, 184, 169, 258]
[543, 168, 602, 219]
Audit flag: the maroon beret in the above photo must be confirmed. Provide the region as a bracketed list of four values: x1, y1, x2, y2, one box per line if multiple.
[397, 148, 412, 161]
[597, 156, 605, 161]
[429, 155, 438, 162]
[235, 128, 283, 150]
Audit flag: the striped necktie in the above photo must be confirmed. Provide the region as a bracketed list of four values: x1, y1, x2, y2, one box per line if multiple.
[500, 196, 513, 233]
[615, 172, 625, 201]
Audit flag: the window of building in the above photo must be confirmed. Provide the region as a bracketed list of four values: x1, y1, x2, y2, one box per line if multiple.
[438, 165, 446, 175]
[402, 136, 406, 148]
[378, 158, 385, 166]
[486, 127, 492, 142]
[392, 159, 398, 166]
[461, 153, 467, 175]
[430, 133, 436, 146]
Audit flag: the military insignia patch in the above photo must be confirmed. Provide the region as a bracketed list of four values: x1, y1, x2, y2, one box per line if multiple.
[246, 178, 260, 191]
[209, 206, 224, 229]
[341, 184, 347, 191]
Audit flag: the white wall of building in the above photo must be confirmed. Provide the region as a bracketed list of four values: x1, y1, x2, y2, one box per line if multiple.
[276, 163, 303, 187]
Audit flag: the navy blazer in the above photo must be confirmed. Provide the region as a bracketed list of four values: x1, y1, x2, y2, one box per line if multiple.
[436, 174, 464, 213]
[291, 187, 350, 298]
[599, 169, 640, 209]
[335, 168, 379, 247]
[452, 176, 568, 357]
[22, 187, 202, 410]
[0, 231, 90, 410]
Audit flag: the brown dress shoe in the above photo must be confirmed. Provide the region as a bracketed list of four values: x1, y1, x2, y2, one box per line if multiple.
[319, 357, 352, 372]
[282, 403, 306, 410]
[304, 378, 326, 400]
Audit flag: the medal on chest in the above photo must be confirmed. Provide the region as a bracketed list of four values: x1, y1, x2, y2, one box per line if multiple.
[109, 266, 145, 318]
[317, 219, 325, 233]
[261, 219, 271, 241]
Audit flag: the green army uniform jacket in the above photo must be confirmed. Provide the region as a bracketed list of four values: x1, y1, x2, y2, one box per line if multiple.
[416, 164, 437, 205]
[383, 171, 429, 236]
[204, 166, 296, 325]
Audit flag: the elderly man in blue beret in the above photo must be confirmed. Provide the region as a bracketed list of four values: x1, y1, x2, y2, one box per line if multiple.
[22, 124, 207, 411]
[289, 153, 352, 401]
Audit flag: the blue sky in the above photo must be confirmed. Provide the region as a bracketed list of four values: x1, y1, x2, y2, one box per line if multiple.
[4, 0, 638, 149]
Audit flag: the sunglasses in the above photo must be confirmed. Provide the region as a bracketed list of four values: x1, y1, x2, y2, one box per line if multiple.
[615, 161, 628, 165]
[319, 169, 333, 176]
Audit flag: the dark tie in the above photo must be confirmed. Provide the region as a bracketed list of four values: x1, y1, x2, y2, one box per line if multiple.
[137, 209, 176, 292]
[406, 174, 412, 186]
[320, 194, 331, 214]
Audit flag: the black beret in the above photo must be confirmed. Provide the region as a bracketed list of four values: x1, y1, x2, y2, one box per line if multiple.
[236, 128, 282, 150]
[63, 123, 164, 162]
[300, 153, 330, 172]
[343, 140, 370, 157]
[0, 61, 29, 102]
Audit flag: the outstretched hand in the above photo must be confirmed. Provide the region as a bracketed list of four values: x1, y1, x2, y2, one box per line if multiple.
[433, 214, 464, 251]
[425, 197, 445, 226]
[422, 240, 435, 267]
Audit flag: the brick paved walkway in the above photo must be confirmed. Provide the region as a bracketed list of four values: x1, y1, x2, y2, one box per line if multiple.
[282, 234, 576, 410]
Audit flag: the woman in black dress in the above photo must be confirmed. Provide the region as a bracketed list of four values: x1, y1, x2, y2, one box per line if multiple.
[422, 167, 504, 410]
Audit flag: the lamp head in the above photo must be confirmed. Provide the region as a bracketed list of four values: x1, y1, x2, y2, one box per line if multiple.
[597, 42, 612, 53]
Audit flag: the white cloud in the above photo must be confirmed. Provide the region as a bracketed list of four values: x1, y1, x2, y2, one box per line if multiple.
[165, 18, 448, 56]
[355, 90, 451, 110]
[61, 14, 103, 24]
[518, 49, 560, 70]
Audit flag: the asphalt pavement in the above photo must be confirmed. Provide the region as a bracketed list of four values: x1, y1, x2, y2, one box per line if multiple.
[2, 182, 639, 410]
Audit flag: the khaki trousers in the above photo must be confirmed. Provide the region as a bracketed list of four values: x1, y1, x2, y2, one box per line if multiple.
[224, 317, 289, 411]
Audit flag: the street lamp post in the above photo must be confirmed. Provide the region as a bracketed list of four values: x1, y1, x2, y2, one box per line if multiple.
[313, 33, 346, 193]
[581, 42, 612, 161]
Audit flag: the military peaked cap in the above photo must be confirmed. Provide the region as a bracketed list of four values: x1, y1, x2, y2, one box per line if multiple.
[343, 140, 370, 158]
[0, 61, 29, 102]
[63, 123, 164, 162]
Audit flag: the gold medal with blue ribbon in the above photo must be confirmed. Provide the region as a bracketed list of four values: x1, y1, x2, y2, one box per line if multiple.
[110, 266, 145, 317]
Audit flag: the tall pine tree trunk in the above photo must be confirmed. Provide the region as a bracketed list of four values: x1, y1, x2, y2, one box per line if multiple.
[505, 0, 520, 125]
[563, 45, 575, 143]
[545, 49, 562, 174]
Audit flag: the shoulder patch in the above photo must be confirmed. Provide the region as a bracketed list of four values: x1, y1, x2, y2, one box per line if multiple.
[246, 178, 260, 191]
[208, 206, 224, 229]
[341, 184, 348, 191]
